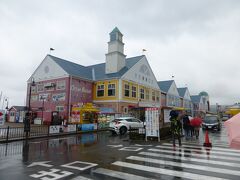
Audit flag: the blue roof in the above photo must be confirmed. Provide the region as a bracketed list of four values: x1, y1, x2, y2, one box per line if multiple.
[177, 87, 187, 98]
[110, 27, 122, 35]
[50, 55, 92, 80]
[157, 80, 174, 93]
[191, 95, 201, 103]
[49, 54, 144, 81]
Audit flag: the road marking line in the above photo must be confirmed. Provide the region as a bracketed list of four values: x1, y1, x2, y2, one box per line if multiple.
[30, 168, 73, 179]
[133, 144, 153, 147]
[112, 161, 227, 180]
[181, 141, 229, 148]
[139, 151, 240, 168]
[127, 155, 240, 176]
[163, 143, 240, 153]
[71, 175, 93, 180]
[107, 144, 123, 148]
[28, 161, 53, 168]
[93, 168, 156, 180]
[61, 161, 98, 171]
[119, 147, 143, 151]
[148, 148, 240, 162]
[158, 144, 240, 157]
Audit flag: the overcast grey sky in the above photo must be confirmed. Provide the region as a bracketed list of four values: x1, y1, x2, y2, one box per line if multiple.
[0, 0, 240, 108]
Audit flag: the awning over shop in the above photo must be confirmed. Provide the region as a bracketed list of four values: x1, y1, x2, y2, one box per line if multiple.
[99, 107, 115, 114]
[172, 107, 187, 111]
[225, 108, 240, 116]
[72, 103, 99, 112]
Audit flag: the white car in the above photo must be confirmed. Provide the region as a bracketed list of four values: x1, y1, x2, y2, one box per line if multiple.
[109, 117, 144, 135]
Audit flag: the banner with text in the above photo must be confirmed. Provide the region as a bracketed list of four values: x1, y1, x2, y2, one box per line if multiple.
[145, 107, 160, 139]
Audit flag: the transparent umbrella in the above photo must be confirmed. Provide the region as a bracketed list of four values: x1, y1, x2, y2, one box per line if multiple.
[224, 113, 240, 149]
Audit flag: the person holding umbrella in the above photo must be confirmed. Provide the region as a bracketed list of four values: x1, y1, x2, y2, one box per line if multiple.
[190, 115, 202, 139]
[169, 110, 182, 146]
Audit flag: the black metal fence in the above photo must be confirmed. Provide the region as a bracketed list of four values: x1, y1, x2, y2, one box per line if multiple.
[0, 124, 109, 143]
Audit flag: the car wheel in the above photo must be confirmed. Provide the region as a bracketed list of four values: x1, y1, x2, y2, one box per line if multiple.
[119, 126, 127, 135]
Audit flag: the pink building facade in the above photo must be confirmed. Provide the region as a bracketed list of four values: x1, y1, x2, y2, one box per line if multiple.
[27, 55, 94, 124]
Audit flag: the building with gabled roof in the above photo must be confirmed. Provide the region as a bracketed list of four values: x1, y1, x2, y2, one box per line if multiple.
[158, 80, 181, 108]
[191, 95, 205, 116]
[177, 87, 193, 115]
[7, 106, 27, 123]
[27, 27, 161, 124]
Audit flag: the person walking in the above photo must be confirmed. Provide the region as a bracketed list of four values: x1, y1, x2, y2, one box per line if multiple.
[170, 110, 182, 146]
[190, 115, 202, 139]
[182, 114, 190, 140]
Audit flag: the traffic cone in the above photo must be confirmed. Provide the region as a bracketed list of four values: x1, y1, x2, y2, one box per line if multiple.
[203, 129, 212, 147]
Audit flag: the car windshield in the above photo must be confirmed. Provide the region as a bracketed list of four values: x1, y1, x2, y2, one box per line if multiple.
[204, 116, 218, 123]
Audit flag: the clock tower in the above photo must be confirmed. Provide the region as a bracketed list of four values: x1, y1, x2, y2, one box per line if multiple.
[105, 27, 126, 74]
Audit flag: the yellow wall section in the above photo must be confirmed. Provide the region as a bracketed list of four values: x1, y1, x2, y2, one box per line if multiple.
[93, 79, 118, 101]
[122, 80, 160, 103]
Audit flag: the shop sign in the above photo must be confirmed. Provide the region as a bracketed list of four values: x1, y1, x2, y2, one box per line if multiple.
[77, 123, 97, 131]
[52, 93, 66, 101]
[145, 107, 160, 140]
[71, 110, 80, 123]
[49, 125, 76, 134]
[164, 109, 171, 123]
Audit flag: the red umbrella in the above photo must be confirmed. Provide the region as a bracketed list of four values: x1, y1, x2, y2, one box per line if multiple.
[190, 117, 202, 127]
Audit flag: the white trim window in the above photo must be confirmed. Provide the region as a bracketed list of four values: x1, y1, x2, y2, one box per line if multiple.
[56, 80, 66, 90]
[124, 84, 130, 97]
[132, 86, 137, 98]
[31, 86, 36, 93]
[56, 106, 64, 112]
[108, 84, 116, 96]
[156, 91, 160, 102]
[45, 82, 55, 91]
[31, 95, 38, 102]
[97, 84, 104, 97]
[146, 89, 149, 100]
[152, 91, 156, 101]
[37, 84, 44, 92]
[140, 88, 144, 100]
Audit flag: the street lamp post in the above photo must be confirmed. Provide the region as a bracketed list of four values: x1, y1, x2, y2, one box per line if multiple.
[40, 96, 45, 124]
[5, 97, 9, 122]
[24, 78, 35, 138]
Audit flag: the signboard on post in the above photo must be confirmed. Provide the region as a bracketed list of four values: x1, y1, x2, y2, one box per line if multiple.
[145, 107, 160, 141]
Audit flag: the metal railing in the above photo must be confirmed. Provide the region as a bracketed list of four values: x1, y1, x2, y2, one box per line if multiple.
[0, 123, 110, 143]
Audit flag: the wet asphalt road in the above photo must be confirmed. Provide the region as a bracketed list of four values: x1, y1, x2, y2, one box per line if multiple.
[0, 127, 240, 180]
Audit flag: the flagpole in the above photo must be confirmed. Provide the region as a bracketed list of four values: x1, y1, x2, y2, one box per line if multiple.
[142, 49, 147, 55]
[49, 48, 55, 55]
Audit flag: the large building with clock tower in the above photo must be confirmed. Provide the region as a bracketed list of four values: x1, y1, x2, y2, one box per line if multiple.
[27, 27, 161, 124]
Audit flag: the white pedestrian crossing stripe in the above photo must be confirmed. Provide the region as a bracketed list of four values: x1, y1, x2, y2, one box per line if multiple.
[112, 161, 227, 180]
[139, 151, 240, 168]
[156, 144, 240, 157]
[163, 143, 240, 153]
[148, 148, 240, 162]
[93, 168, 156, 180]
[127, 155, 240, 176]
[71, 175, 93, 180]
